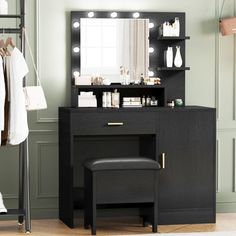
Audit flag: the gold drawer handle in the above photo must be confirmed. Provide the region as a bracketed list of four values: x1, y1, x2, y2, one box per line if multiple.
[107, 122, 124, 126]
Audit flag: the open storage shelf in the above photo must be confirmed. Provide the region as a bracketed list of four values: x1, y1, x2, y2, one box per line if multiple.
[157, 67, 190, 71]
[74, 85, 166, 108]
[157, 36, 190, 40]
[0, 209, 25, 216]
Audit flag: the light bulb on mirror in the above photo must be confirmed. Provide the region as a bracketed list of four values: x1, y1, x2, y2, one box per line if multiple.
[73, 21, 80, 29]
[73, 47, 80, 53]
[148, 71, 154, 77]
[73, 71, 80, 78]
[133, 12, 140, 18]
[149, 22, 155, 29]
[111, 12, 118, 18]
[149, 47, 154, 53]
[88, 12, 94, 18]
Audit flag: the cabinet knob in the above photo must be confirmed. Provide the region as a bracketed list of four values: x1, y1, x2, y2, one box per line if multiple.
[107, 122, 124, 126]
[161, 153, 166, 169]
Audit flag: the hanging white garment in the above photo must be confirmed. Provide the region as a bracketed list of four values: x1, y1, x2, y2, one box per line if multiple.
[0, 192, 7, 214]
[0, 56, 6, 145]
[8, 47, 29, 145]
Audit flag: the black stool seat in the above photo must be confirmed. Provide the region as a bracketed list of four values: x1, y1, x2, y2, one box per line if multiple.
[84, 157, 161, 235]
[85, 157, 161, 171]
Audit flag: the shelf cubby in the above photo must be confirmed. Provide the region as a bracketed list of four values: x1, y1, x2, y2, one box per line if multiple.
[73, 85, 166, 108]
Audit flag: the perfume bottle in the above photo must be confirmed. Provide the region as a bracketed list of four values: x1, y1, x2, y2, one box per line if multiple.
[112, 89, 120, 108]
[142, 96, 146, 107]
[125, 70, 130, 85]
[102, 92, 107, 108]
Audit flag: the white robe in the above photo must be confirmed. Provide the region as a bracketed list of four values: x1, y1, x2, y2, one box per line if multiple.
[8, 47, 29, 145]
[0, 56, 6, 145]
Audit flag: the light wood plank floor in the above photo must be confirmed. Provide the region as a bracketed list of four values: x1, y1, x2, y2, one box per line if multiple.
[0, 214, 236, 235]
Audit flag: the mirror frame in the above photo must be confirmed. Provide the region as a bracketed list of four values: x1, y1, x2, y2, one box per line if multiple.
[70, 11, 186, 107]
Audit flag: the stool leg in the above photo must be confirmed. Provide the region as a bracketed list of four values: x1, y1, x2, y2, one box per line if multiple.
[84, 168, 92, 230]
[152, 202, 158, 233]
[91, 173, 96, 235]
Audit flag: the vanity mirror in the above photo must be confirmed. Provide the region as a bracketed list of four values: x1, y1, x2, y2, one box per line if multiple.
[80, 18, 149, 83]
[71, 11, 189, 107]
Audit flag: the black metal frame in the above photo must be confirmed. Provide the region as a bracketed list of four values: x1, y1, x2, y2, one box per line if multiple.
[0, 0, 31, 233]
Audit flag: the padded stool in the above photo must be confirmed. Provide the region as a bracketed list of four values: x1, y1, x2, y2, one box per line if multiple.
[84, 157, 161, 235]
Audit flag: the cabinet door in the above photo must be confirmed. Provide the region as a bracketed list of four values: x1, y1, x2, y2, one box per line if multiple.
[158, 109, 216, 224]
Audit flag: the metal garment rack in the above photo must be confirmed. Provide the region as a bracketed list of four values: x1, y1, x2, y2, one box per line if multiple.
[0, 0, 31, 233]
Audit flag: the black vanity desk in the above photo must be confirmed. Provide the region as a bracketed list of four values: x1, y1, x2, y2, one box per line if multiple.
[59, 106, 216, 228]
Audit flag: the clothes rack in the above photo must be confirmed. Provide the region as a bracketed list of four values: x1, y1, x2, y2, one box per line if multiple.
[0, 0, 31, 233]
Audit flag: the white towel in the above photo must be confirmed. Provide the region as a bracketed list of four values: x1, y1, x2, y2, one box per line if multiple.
[0, 192, 7, 214]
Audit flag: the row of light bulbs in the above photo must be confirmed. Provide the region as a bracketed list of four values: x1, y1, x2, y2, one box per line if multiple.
[72, 46, 155, 54]
[83, 11, 142, 19]
[72, 70, 155, 78]
[73, 21, 155, 29]
[72, 13, 155, 29]
[72, 11, 155, 53]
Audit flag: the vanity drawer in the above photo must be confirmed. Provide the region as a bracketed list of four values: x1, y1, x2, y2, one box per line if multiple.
[71, 111, 156, 135]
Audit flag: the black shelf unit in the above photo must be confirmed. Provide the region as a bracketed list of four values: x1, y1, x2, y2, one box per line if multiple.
[0, 0, 31, 233]
[73, 84, 165, 89]
[71, 11, 189, 108]
[157, 67, 190, 71]
[157, 36, 190, 40]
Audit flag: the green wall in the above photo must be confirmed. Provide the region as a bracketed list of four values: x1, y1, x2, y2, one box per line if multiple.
[0, 0, 235, 217]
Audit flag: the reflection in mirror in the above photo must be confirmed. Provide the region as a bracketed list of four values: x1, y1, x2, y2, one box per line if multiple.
[80, 18, 149, 83]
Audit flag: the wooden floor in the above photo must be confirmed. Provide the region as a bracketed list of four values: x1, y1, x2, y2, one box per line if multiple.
[0, 214, 236, 235]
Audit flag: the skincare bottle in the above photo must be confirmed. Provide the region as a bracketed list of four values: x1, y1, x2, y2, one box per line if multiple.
[102, 92, 107, 108]
[163, 22, 170, 36]
[173, 17, 180, 37]
[112, 89, 120, 108]
[166, 47, 173, 67]
[142, 96, 146, 107]
[150, 97, 158, 106]
[107, 92, 112, 108]
[120, 66, 124, 84]
[125, 70, 130, 85]
[0, 0, 8, 14]
[146, 96, 151, 106]
[140, 73, 145, 85]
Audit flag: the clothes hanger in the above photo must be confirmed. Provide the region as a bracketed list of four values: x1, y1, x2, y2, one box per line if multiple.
[5, 37, 15, 49]
[0, 29, 7, 56]
[4, 37, 15, 56]
[0, 39, 5, 57]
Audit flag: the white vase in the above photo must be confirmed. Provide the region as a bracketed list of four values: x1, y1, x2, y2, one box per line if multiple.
[174, 46, 183, 68]
[166, 47, 173, 67]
